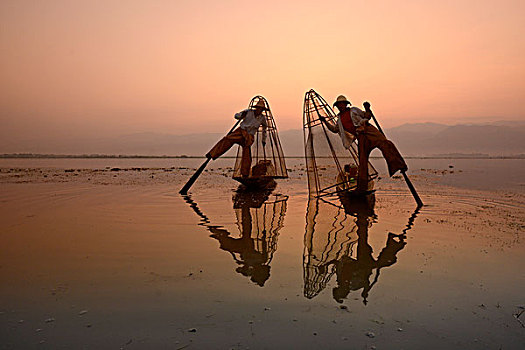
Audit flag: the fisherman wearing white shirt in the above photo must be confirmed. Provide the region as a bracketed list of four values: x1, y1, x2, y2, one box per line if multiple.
[206, 99, 268, 177]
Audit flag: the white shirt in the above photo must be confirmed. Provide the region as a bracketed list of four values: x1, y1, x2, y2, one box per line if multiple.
[234, 109, 267, 142]
[323, 107, 368, 150]
[347, 107, 368, 128]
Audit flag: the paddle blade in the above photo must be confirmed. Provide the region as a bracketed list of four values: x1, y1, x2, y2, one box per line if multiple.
[179, 158, 211, 195]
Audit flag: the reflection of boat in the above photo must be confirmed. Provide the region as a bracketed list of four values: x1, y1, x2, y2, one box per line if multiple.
[234, 176, 277, 192]
[303, 194, 419, 304]
[183, 190, 288, 286]
[232, 96, 288, 190]
[337, 192, 376, 217]
[303, 89, 378, 198]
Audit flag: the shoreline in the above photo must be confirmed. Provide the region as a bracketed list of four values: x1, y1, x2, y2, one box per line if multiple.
[2, 158, 524, 195]
[2, 154, 525, 160]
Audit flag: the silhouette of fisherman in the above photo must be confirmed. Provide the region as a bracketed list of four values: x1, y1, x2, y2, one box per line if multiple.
[328, 194, 407, 304]
[319, 96, 407, 193]
[206, 100, 268, 177]
[209, 189, 284, 286]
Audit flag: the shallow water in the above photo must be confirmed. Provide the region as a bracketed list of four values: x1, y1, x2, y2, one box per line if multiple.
[1, 157, 524, 192]
[0, 161, 524, 349]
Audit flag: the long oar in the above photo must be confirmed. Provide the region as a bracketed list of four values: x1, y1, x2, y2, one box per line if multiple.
[179, 120, 241, 195]
[363, 102, 423, 207]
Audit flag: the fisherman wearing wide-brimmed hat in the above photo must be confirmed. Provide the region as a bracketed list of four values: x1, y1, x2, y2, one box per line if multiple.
[206, 99, 268, 177]
[320, 95, 407, 193]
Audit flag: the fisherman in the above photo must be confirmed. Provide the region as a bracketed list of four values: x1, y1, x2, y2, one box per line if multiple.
[320, 95, 407, 193]
[206, 100, 268, 177]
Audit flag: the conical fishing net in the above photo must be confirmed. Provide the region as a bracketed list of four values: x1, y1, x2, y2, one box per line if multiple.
[303, 89, 378, 197]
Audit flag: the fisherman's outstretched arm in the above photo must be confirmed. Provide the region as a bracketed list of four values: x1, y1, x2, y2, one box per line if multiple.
[234, 109, 250, 120]
[319, 115, 339, 134]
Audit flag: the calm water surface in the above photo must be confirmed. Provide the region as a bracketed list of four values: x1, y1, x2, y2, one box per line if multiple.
[0, 159, 524, 349]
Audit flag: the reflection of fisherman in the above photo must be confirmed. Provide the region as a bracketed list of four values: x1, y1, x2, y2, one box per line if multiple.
[206, 100, 268, 177]
[210, 203, 271, 286]
[328, 199, 406, 304]
[184, 189, 287, 287]
[208, 190, 286, 287]
[319, 95, 407, 193]
[303, 193, 417, 304]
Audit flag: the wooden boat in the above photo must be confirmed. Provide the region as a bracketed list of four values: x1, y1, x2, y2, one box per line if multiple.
[234, 176, 277, 190]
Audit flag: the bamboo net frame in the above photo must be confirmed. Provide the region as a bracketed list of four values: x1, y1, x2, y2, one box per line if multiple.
[303, 198, 360, 299]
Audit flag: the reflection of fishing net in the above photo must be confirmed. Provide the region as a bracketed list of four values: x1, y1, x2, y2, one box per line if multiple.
[303, 198, 358, 299]
[303, 89, 378, 197]
[234, 194, 288, 265]
[233, 96, 288, 179]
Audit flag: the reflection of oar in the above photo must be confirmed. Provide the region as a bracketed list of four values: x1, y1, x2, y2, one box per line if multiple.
[183, 194, 232, 237]
[182, 194, 211, 225]
[370, 205, 420, 292]
[402, 205, 421, 235]
[179, 120, 241, 195]
[363, 102, 423, 208]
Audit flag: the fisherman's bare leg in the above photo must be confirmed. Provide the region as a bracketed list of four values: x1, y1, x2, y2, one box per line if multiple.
[239, 130, 254, 177]
[240, 145, 252, 177]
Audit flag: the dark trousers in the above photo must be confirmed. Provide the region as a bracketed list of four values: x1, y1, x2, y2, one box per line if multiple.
[357, 124, 407, 192]
[208, 128, 254, 176]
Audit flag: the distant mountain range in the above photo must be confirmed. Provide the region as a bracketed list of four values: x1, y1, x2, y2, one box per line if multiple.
[385, 121, 525, 156]
[1, 121, 524, 157]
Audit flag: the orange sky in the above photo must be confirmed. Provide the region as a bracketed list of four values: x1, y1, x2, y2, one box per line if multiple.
[1, 0, 524, 140]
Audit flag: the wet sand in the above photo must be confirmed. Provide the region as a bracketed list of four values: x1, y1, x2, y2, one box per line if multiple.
[1, 159, 524, 349]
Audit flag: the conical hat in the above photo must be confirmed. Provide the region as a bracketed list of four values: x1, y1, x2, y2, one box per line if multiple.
[333, 95, 352, 107]
[252, 99, 268, 110]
